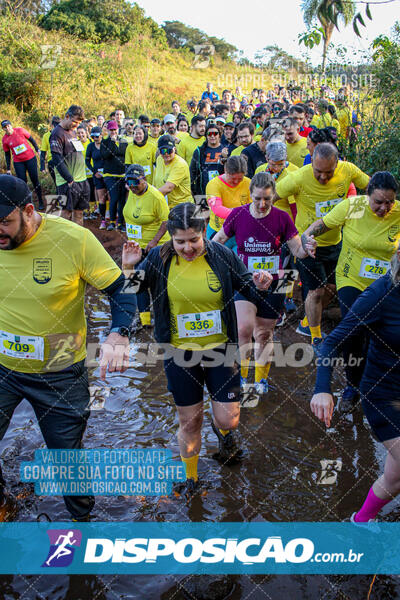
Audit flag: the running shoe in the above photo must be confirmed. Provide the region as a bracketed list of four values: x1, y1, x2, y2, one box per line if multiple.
[311, 337, 324, 358]
[240, 376, 248, 389]
[350, 512, 375, 523]
[254, 379, 269, 394]
[275, 312, 286, 327]
[284, 297, 297, 312]
[99, 220, 106, 230]
[107, 222, 116, 231]
[296, 320, 311, 337]
[339, 386, 359, 414]
[117, 223, 125, 232]
[211, 421, 243, 463]
[72, 514, 91, 522]
[173, 478, 200, 498]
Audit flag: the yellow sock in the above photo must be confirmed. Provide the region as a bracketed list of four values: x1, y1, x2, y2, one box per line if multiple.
[310, 325, 321, 342]
[301, 316, 309, 327]
[181, 454, 199, 482]
[286, 289, 293, 299]
[140, 311, 151, 326]
[219, 429, 229, 436]
[255, 362, 271, 383]
[106, 200, 110, 212]
[241, 357, 250, 379]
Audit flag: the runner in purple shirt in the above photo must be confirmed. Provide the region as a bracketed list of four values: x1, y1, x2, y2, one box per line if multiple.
[214, 171, 315, 394]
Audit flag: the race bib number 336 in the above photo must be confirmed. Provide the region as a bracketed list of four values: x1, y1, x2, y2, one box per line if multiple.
[177, 310, 222, 338]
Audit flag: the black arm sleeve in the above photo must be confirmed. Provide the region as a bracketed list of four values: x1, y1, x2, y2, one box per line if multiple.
[51, 150, 73, 183]
[28, 136, 39, 152]
[101, 273, 137, 329]
[85, 145, 95, 174]
[190, 151, 200, 197]
[5, 150, 11, 170]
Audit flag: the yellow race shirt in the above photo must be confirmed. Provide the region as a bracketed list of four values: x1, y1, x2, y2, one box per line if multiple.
[82, 139, 92, 179]
[230, 145, 244, 156]
[177, 135, 205, 165]
[153, 154, 192, 209]
[148, 134, 160, 148]
[40, 131, 52, 161]
[323, 195, 400, 291]
[0, 214, 121, 373]
[123, 184, 170, 249]
[255, 162, 299, 218]
[168, 254, 227, 349]
[311, 113, 332, 129]
[285, 137, 308, 168]
[275, 161, 370, 246]
[336, 107, 352, 138]
[125, 142, 156, 184]
[206, 175, 251, 231]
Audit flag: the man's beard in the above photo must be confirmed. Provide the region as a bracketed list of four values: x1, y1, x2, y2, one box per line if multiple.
[1, 213, 28, 250]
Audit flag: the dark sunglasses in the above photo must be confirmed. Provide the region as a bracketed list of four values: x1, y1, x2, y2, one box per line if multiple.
[126, 178, 143, 186]
[160, 147, 174, 155]
[207, 131, 219, 136]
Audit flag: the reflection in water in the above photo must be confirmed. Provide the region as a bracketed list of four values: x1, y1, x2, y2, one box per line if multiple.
[0, 289, 397, 598]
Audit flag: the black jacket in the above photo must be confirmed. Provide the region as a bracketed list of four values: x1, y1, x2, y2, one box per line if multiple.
[136, 240, 266, 343]
[100, 137, 128, 176]
[190, 142, 224, 197]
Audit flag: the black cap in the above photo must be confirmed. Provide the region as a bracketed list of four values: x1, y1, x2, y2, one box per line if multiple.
[150, 118, 161, 125]
[0, 175, 32, 218]
[157, 134, 175, 150]
[90, 126, 102, 136]
[125, 164, 145, 178]
[1, 120, 11, 128]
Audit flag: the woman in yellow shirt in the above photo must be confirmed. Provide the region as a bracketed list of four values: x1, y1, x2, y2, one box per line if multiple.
[206, 155, 251, 251]
[125, 126, 156, 184]
[121, 202, 272, 495]
[302, 171, 399, 411]
[123, 164, 169, 326]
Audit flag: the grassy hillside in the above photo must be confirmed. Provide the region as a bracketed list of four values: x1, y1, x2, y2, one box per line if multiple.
[0, 14, 275, 133]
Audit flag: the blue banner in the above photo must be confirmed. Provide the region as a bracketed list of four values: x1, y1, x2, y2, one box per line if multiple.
[0, 522, 397, 574]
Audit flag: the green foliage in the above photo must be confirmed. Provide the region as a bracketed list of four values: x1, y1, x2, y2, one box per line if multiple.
[298, 26, 325, 50]
[162, 20, 237, 60]
[40, 0, 166, 45]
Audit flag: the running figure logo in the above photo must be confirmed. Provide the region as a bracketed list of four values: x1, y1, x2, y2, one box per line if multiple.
[42, 529, 82, 567]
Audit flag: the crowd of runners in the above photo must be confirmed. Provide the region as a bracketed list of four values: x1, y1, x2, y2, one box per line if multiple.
[0, 81, 399, 524]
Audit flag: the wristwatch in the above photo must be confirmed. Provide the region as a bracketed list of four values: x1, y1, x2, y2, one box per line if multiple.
[110, 326, 130, 338]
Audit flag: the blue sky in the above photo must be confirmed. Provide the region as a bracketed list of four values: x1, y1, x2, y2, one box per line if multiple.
[142, 0, 399, 65]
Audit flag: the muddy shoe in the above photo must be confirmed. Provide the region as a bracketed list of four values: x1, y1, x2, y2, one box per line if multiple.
[339, 386, 359, 414]
[211, 421, 243, 464]
[173, 478, 201, 499]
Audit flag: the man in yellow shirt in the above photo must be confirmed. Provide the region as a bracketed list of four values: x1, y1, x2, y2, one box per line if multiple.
[153, 134, 192, 209]
[0, 175, 137, 520]
[282, 117, 308, 168]
[275, 143, 369, 353]
[148, 118, 162, 147]
[177, 115, 206, 166]
[230, 122, 255, 156]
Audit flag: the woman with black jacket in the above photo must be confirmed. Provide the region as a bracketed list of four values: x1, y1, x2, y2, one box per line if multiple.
[100, 120, 128, 231]
[311, 249, 400, 522]
[121, 202, 272, 495]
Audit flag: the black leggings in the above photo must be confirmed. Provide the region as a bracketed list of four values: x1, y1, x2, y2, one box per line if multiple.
[337, 286, 368, 390]
[14, 157, 43, 205]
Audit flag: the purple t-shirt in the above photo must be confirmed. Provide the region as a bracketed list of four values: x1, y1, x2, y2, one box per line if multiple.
[223, 204, 298, 277]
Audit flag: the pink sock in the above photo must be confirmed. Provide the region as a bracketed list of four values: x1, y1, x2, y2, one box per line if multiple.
[354, 486, 391, 522]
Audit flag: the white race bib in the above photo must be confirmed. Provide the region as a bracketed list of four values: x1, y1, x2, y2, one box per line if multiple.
[177, 310, 222, 338]
[97, 168, 104, 174]
[0, 331, 44, 361]
[248, 256, 280, 274]
[143, 165, 151, 175]
[71, 139, 84, 152]
[126, 224, 142, 239]
[14, 144, 27, 155]
[359, 258, 390, 280]
[208, 170, 219, 181]
[315, 198, 342, 219]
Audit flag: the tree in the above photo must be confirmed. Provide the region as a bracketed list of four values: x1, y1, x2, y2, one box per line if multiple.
[302, 0, 356, 71]
[162, 20, 238, 60]
[40, 0, 166, 45]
